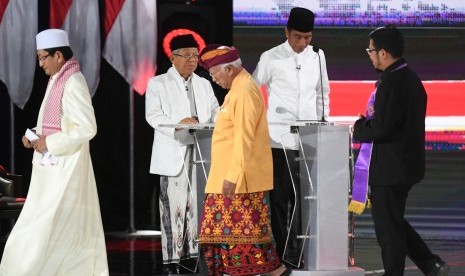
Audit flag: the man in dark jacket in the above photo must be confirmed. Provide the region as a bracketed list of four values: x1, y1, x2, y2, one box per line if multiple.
[353, 25, 449, 276]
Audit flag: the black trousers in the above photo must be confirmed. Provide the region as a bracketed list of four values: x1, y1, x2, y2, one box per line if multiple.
[269, 148, 301, 264]
[370, 185, 440, 276]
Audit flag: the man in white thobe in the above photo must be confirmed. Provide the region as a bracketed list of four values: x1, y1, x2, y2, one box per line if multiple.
[0, 29, 108, 276]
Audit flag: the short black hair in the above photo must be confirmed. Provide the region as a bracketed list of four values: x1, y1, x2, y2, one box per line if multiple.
[369, 25, 404, 58]
[45, 46, 74, 60]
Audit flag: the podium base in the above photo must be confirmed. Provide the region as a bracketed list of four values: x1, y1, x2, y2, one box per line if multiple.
[105, 230, 161, 237]
[289, 267, 365, 275]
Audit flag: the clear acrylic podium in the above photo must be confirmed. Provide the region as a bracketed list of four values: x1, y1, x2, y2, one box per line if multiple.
[280, 121, 364, 275]
[159, 123, 214, 275]
[160, 122, 364, 275]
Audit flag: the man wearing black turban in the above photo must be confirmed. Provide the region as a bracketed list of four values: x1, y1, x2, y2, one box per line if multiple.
[253, 7, 331, 268]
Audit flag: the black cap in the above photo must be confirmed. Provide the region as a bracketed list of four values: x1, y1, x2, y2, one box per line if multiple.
[287, 7, 315, 32]
[170, 34, 198, 51]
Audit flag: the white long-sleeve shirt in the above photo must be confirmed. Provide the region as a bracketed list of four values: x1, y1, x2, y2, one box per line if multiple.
[253, 40, 330, 149]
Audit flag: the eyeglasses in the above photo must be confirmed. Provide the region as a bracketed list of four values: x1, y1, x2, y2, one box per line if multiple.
[173, 53, 199, 60]
[37, 54, 51, 62]
[209, 67, 226, 78]
[365, 48, 378, 54]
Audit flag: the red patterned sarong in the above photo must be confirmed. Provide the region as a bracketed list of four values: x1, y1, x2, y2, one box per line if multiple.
[199, 192, 281, 275]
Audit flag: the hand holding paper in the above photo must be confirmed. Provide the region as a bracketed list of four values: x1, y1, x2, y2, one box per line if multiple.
[24, 128, 58, 166]
[25, 128, 45, 152]
[25, 128, 40, 141]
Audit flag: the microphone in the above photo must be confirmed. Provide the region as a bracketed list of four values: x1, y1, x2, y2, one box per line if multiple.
[294, 56, 301, 70]
[276, 106, 297, 118]
[313, 45, 326, 122]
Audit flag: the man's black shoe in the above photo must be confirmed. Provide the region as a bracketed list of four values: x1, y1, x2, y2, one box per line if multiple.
[427, 260, 450, 276]
[161, 263, 179, 274]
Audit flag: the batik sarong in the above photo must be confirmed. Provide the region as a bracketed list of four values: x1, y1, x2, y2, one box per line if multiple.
[199, 192, 281, 275]
[160, 146, 198, 264]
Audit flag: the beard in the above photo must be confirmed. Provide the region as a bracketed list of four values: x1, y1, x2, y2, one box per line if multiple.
[372, 58, 383, 73]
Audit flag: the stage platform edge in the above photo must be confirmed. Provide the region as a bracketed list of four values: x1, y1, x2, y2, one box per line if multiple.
[289, 266, 365, 275]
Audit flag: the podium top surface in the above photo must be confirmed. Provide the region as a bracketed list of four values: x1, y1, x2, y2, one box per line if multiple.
[269, 121, 334, 126]
[159, 121, 353, 129]
[158, 123, 215, 130]
[270, 121, 354, 127]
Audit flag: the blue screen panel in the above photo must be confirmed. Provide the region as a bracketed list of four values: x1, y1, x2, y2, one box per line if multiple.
[233, 0, 465, 27]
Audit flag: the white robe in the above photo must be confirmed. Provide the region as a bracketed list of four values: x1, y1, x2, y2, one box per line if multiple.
[0, 72, 108, 276]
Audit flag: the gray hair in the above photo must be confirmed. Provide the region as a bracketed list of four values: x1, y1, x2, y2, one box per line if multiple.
[171, 48, 182, 55]
[219, 58, 242, 69]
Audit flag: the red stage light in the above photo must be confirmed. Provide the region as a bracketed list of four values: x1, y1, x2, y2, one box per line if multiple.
[162, 28, 206, 58]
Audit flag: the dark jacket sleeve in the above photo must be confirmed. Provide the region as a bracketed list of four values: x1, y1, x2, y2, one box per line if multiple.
[353, 76, 406, 143]
[352, 62, 427, 186]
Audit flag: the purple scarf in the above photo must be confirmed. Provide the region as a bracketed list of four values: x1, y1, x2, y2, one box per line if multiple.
[348, 63, 407, 214]
[348, 89, 376, 214]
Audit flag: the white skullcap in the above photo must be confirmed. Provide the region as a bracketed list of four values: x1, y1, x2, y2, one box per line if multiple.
[36, 29, 69, 50]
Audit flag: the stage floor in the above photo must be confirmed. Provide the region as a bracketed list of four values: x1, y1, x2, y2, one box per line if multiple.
[103, 234, 465, 275]
[1, 231, 462, 275]
[87, 150, 465, 275]
[1, 151, 463, 275]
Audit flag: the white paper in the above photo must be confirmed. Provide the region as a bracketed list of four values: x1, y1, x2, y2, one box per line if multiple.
[25, 128, 58, 166]
[41, 152, 58, 166]
[25, 128, 39, 141]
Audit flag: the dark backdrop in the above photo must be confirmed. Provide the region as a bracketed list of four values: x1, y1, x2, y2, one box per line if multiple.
[0, 0, 232, 232]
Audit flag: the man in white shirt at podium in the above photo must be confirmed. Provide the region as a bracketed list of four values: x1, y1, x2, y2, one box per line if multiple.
[145, 34, 219, 273]
[253, 7, 330, 267]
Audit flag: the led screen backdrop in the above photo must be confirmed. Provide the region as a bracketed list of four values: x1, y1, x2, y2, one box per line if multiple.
[233, 2, 465, 151]
[234, 0, 465, 27]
